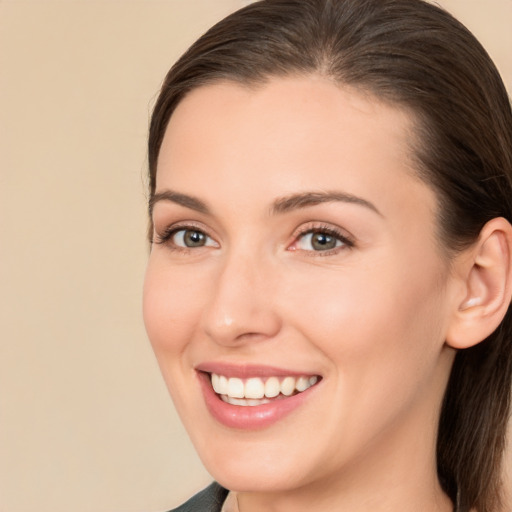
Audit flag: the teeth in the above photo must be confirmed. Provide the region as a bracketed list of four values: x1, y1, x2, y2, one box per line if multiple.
[211, 373, 219, 392]
[210, 373, 319, 402]
[221, 396, 272, 407]
[264, 376, 280, 398]
[219, 375, 228, 394]
[296, 376, 310, 392]
[227, 377, 244, 398]
[245, 378, 265, 399]
[211, 374, 229, 394]
[281, 376, 295, 396]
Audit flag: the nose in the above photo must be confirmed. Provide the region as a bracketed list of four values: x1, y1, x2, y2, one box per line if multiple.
[200, 251, 282, 346]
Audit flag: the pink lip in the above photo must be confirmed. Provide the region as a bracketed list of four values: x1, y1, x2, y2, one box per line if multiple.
[196, 365, 321, 430]
[196, 362, 316, 379]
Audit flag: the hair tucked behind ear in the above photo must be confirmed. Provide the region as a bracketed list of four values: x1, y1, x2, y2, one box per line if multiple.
[148, 1, 512, 509]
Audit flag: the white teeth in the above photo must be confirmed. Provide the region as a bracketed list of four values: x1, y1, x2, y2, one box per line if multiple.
[227, 377, 244, 398]
[211, 373, 220, 393]
[281, 376, 296, 396]
[221, 396, 272, 407]
[296, 376, 309, 392]
[264, 376, 280, 398]
[210, 373, 320, 402]
[218, 375, 228, 395]
[245, 378, 265, 399]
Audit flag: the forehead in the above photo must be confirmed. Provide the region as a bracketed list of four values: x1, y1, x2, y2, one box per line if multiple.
[156, 76, 436, 229]
[158, 75, 418, 178]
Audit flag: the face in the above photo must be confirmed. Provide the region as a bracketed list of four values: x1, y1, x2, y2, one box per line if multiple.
[143, 77, 457, 494]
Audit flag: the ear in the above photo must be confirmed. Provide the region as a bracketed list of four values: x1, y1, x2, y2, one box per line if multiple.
[446, 217, 512, 349]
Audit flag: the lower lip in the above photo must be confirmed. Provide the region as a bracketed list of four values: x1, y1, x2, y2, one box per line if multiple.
[198, 372, 319, 430]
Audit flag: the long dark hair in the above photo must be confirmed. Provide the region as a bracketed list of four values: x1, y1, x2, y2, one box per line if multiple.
[148, 1, 512, 510]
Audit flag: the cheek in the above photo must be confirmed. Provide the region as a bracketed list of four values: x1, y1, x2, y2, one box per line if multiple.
[142, 257, 207, 357]
[285, 255, 448, 385]
[282, 260, 448, 449]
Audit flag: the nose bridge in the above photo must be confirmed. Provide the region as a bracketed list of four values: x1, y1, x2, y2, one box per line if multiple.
[201, 245, 281, 345]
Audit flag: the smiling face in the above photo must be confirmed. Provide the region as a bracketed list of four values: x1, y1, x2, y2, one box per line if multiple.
[143, 77, 459, 503]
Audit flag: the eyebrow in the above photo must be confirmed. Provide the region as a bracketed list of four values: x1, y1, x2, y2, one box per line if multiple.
[271, 191, 382, 216]
[149, 190, 210, 216]
[149, 189, 381, 217]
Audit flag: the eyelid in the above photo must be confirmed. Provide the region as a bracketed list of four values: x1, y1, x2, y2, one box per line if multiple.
[288, 222, 355, 254]
[152, 220, 354, 255]
[152, 221, 219, 249]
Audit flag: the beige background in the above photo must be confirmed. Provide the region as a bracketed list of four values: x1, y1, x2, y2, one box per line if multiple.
[0, 1, 511, 511]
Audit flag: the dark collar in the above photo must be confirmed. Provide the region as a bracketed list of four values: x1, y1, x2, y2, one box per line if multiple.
[168, 482, 229, 512]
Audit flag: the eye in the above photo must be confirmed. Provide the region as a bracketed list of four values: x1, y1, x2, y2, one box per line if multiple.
[153, 224, 219, 251]
[297, 231, 342, 251]
[289, 225, 354, 255]
[170, 229, 204, 247]
[171, 228, 217, 248]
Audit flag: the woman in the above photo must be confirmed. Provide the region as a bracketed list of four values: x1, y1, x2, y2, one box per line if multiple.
[143, 0, 512, 511]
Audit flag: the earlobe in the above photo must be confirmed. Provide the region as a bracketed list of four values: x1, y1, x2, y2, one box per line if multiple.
[446, 217, 512, 349]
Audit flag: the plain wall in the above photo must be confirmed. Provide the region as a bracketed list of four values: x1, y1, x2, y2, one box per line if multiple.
[0, 1, 510, 511]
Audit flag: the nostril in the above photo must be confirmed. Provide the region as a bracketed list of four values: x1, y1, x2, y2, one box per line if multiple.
[235, 331, 269, 342]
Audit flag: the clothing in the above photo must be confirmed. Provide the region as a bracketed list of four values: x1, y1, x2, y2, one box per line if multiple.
[168, 482, 230, 512]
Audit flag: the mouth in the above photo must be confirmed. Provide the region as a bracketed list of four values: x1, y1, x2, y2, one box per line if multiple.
[210, 373, 319, 406]
[196, 365, 321, 429]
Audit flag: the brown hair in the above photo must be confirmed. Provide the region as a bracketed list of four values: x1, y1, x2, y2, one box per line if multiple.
[148, 1, 512, 510]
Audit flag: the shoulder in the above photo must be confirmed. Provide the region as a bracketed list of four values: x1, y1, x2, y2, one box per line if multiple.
[167, 482, 229, 512]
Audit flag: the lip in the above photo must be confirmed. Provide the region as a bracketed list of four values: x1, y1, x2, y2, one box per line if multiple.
[196, 364, 321, 430]
[196, 362, 317, 379]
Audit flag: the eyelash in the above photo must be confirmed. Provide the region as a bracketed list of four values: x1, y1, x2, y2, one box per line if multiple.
[152, 222, 354, 256]
[152, 222, 216, 253]
[290, 223, 354, 256]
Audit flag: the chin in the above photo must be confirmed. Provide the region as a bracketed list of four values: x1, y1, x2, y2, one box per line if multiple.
[188, 424, 325, 493]
[204, 455, 308, 493]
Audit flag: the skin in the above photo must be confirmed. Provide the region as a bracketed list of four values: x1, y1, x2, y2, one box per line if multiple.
[143, 76, 463, 511]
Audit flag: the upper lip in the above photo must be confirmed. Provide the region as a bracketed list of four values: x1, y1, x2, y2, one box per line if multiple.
[195, 362, 320, 379]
